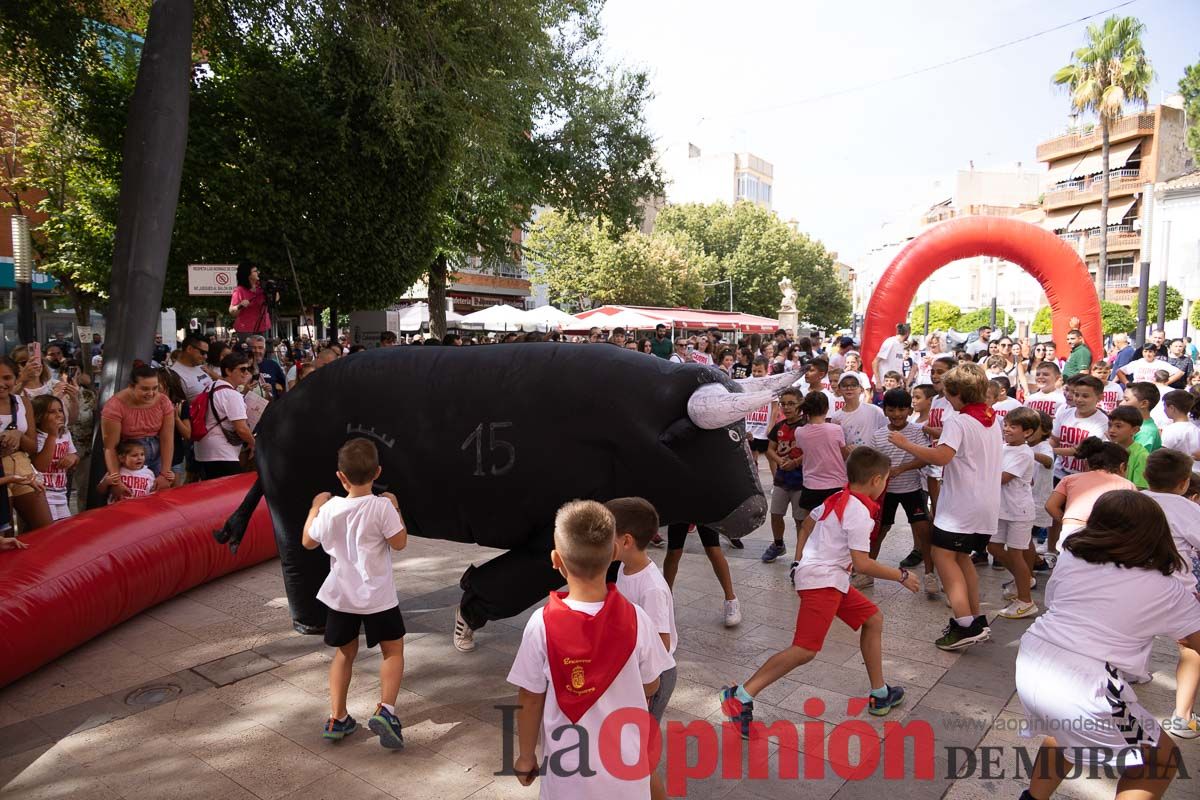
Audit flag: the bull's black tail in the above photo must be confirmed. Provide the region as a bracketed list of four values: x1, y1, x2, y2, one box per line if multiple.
[213, 477, 264, 555]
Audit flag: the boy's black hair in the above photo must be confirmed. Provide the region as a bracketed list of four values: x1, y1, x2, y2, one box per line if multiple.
[800, 390, 829, 417]
[1005, 407, 1040, 431]
[1107, 405, 1143, 428]
[846, 447, 890, 484]
[752, 355, 770, 368]
[1075, 437, 1127, 473]
[1126, 381, 1160, 410]
[605, 497, 660, 550]
[882, 388, 912, 409]
[338, 438, 380, 485]
[912, 383, 935, 399]
[1145, 448, 1193, 492]
[1071, 374, 1104, 395]
[1162, 389, 1196, 416]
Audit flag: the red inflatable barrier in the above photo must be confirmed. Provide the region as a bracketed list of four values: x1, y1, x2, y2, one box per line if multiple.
[0, 474, 276, 688]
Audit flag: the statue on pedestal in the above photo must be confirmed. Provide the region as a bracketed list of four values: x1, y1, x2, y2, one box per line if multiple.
[778, 277, 798, 313]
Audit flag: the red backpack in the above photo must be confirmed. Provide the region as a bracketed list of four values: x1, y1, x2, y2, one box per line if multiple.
[189, 383, 235, 442]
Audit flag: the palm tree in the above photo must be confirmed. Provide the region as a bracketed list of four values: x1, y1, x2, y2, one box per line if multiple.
[1053, 15, 1153, 300]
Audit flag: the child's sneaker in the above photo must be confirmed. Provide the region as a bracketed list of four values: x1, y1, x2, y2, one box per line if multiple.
[650, 533, 665, 548]
[719, 686, 755, 739]
[867, 685, 906, 716]
[1002, 577, 1036, 600]
[935, 617, 990, 651]
[368, 704, 404, 749]
[322, 714, 358, 740]
[453, 607, 476, 653]
[761, 541, 787, 563]
[899, 549, 922, 568]
[998, 600, 1038, 619]
[1163, 713, 1200, 739]
[723, 598, 742, 627]
[922, 573, 940, 597]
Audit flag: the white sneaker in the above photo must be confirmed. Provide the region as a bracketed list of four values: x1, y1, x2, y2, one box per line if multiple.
[453, 608, 476, 652]
[998, 600, 1039, 619]
[1002, 577, 1037, 600]
[1163, 714, 1200, 739]
[723, 598, 741, 627]
[1035, 541, 1048, 555]
[850, 573, 874, 589]
[922, 573, 940, 597]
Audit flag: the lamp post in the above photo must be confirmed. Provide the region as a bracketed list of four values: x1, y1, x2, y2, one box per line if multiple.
[10, 215, 36, 344]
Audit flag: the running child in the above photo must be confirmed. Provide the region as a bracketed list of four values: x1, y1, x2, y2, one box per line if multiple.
[720, 447, 918, 737]
[889, 362, 1002, 650]
[302, 439, 407, 748]
[989, 407, 1039, 619]
[1015, 491, 1200, 800]
[1160, 390, 1200, 473]
[831, 375, 886, 448]
[867, 388, 936, 595]
[744, 356, 777, 470]
[1143, 449, 1200, 740]
[762, 387, 805, 564]
[98, 440, 155, 502]
[1107, 405, 1149, 489]
[608, 497, 677, 800]
[790, 390, 851, 537]
[1045, 438, 1133, 541]
[1122, 381, 1163, 453]
[30, 395, 77, 521]
[1092, 359, 1123, 414]
[508, 500, 674, 797]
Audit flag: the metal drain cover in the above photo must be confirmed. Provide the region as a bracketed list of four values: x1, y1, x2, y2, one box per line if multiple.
[124, 683, 182, 707]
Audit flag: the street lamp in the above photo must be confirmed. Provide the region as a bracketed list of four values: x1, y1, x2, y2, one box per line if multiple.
[702, 279, 733, 312]
[10, 215, 35, 344]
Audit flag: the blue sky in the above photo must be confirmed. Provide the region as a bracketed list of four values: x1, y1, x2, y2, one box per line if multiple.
[600, 0, 1200, 262]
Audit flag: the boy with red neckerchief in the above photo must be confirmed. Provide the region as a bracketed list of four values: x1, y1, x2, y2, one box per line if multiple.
[719, 447, 919, 738]
[888, 362, 1003, 651]
[507, 500, 674, 799]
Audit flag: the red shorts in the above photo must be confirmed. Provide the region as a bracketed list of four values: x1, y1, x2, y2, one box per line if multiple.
[792, 587, 879, 651]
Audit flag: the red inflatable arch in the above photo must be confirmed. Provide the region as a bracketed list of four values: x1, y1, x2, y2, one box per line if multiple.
[860, 216, 1102, 374]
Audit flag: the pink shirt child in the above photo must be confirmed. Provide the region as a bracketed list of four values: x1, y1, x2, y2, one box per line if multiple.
[793, 423, 848, 490]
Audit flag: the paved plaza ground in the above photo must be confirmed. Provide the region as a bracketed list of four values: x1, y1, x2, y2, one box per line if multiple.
[2, 466, 1198, 800]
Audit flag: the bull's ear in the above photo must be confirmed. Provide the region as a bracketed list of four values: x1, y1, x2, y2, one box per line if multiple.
[659, 418, 700, 447]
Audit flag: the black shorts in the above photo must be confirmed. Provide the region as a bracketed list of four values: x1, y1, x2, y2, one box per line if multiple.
[750, 438, 769, 453]
[799, 486, 841, 514]
[930, 526, 991, 555]
[881, 490, 929, 526]
[324, 606, 406, 648]
[667, 522, 720, 550]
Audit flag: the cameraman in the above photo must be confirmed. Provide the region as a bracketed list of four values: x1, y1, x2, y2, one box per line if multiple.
[228, 260, 277, 341]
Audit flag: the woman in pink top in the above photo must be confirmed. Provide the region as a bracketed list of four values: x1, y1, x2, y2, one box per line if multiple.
[793, 390, 852, 512]
[100, 363, 176, 498]
[1046, 438, 1134, 541]
[229, 261, 275, 337]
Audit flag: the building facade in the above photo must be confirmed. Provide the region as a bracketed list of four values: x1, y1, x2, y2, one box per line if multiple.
[1037, 100, 1194, 302]
[662, 143, 774, 210]
[1149, 170, 1200, 333]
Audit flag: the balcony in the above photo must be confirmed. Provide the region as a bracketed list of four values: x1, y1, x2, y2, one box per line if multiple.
[1056, 225, 1141, 255]
[1042, 168, 1143, 211]
[1036, 113, 1156, 162]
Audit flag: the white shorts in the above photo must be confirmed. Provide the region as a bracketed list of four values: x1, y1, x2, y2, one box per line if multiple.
[48, 503, 72, 522]
[1016, 633, 1160, 766]
[991, 519, 1032, 549]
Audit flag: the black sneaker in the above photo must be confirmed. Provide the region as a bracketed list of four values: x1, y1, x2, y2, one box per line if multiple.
[971, 551, 989, 566]
[727, 536, 745, 550]
[719, 686, 755, 739]
[322, 714, 358, 740]
[935, 617, 990, 651]
[368, 704, 404, 749]
[974, 614, 991, 634]
[867, 685, 906, 716]
[899, 549, 922, 569]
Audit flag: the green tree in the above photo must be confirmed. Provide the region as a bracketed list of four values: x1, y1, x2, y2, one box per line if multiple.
[1099, 300, 1136, 334]
[1191, 298, 1200, 330]
[1129, 285, 1184, 322]
[1053, 15, 1153, 301]
[1181, 56, 1200, 164]
[957, 308, 1015, 333]
[908, 300, 961, 333]
[653, 201, 851, 329]
[524, 210, 706, 309]
[1032, 306, 1053, 335]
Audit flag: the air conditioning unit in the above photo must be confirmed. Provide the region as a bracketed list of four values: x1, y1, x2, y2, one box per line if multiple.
[1127, 275, 1139, 288]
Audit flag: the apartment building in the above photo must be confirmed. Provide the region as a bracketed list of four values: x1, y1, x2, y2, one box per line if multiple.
[662, 142, 775, 210]
[1038, 100, 1194, 301]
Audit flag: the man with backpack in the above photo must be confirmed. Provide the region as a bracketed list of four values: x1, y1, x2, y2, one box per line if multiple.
[171, 335, 213, 401]
[191, 351, 254, 480]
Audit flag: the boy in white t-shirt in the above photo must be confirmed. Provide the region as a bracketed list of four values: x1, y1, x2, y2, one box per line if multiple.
[99, 440, 156, 503]
[1023, 362, 1065, 420]
[921, 357, 957, 518]
[1091, 360, 1124, 415]
[830, 374, 886, 447]
[609, 497, 677, 800]
[1143, 448, 1200, 739]
[1027, 412, 1056, 574]
[508, 501, 673, 799]
[1160, 390, 1200, 473]
[720, 448, 919, 738]
[1119, 342, 1184, 386]
[302, 439, 407, 748]
[889, 362, 1002, 651]
[986, 377, 1021, 422]
[744, 357, 777, 469]
[989, 408, 1039, 620]
[1051, 375, 1109, 479]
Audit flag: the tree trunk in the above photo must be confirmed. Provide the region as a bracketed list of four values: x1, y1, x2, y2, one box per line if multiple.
[429, 254, 448, 340]
[74, 301, 90, 327]
[1097, 119, 1110, 301]
[87, 0, 193, 508]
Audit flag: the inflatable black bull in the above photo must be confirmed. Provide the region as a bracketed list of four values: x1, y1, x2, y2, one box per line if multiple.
[216, 343, 796, 635]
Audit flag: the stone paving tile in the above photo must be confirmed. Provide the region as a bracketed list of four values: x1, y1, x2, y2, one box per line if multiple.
[0, 722, 52, 760]
[29, 693, 132, 741]
[0, 663, 102, 718]
[194, 723, 335, 799]
[193, 649, 279, 686]
[252, 630, 327, 664]
[0, 742, 122, 800]
[298, 769, 399, 800]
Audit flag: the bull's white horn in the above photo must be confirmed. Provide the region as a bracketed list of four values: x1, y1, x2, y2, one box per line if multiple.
[734, 368, 804, 395]
[687, 383, 774, 430]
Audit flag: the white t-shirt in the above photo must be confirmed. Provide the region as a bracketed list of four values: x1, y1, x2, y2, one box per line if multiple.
[744, 402, 773, 441]
[1151, 398, 1172, 432]
[1142, 491, 1200, 587]
[1024, 548, 1200, 674]
[1030, 440, 1055, 528]
[110, 466, 155, 503]
[35, 431, 76, 509]
[1121, 358, 1173, 385]
[308, 494, 405, 614]
[874, 336, 907, 387]
[831, 402, 886, 448]
[991, 397, 1022, 423]
[935, 414, 1003, 536]
[616, 562, 677, 655]
[793, 495, 874, 593]
[1099, 381, 1123, 415]
[1024, 390, 1066, 420]
[194, 380, 248, 463]
[927, 395, 956, 436]
[1052, 408, 1109, 477]
[999, 444, 1036, 522]
[170, 362, 213, 402]
[1161, 422, 1200, 472]
[507, 599, 675, 800]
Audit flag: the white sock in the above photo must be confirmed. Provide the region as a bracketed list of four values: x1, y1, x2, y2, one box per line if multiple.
[954, 615, 974, 627]
[382, 703, 395, 715]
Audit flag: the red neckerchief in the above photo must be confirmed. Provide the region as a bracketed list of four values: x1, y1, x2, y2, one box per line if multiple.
[818, 486, 881, 525]
[543, 585, 637, 724]
[958, 402, 995, 427]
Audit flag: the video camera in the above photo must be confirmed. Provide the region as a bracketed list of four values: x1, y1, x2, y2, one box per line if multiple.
[260, 277, 285, 304]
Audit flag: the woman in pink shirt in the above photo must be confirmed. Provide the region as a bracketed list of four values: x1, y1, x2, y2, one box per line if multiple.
[100, 364, 176, 497]
[229, 261, 274, 338]
[1046, 438, 1134, 542]
[793, 391, 852, 513]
